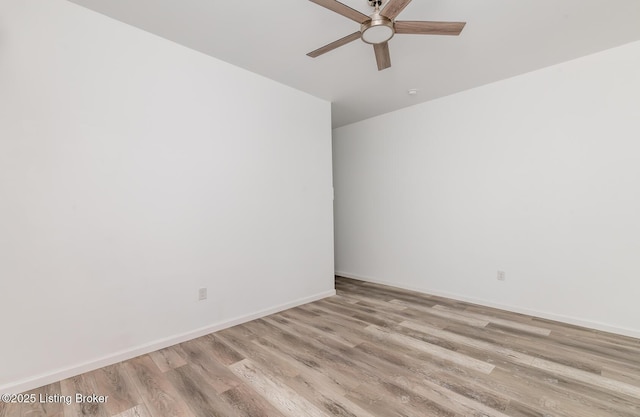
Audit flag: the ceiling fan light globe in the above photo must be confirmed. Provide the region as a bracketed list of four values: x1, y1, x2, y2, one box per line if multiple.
[361, 16, 394, 44]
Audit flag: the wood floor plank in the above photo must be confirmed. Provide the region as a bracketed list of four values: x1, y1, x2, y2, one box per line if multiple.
[263, 315, 355, 351]
[489, 366, 640, 417]
[346, 380, 459, 417]
[545, 330, 640, 367]
[110, 404, 151, 417]
[433, 304, 552, 336]
[297, 303, 375, 330]
[252, 324, 369, 390]
[365, 325, 496, 374]
[278, 309, 361, 348]
[530, 356, 640, 400]
[60, 374, 110, 417]
[219, 383, 286, 417]
[283, 372, 379, 417]
[87, 363, 142, 417]
[196, 334, 244, 366]
[339, 340, 508, 417]
[148, 346, 187, 373]
[353, 341, 513, 414]
[123, 355, 194, 417]
[390, 299, 491, 327]
[215, 328, 301, 380]
[271, 312, 358, 348]
[178, 338, 242, 394]
[602, 365, 640, 387]
[316, 298, 402, 328]
[443, 322, 605, 374]
[165, 365, 240, 417]
[229, 359, 327, 417]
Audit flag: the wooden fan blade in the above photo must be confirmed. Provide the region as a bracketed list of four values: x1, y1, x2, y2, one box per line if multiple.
[395, 21, 466, 36]
[309, 0, 369, 24]
[307, 32, 361, 58]
[374, 42, 391, 71]
[380, 0, 412, 20]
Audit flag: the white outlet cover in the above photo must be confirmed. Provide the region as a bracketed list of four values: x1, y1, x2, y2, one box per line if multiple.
[198, 288, 207, 300]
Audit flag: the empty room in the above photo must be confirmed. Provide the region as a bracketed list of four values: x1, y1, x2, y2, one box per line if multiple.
[1, 0, 639, 416]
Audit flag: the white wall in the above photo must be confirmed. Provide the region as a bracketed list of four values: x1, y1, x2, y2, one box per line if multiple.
[0, 0, 334, 392]
[333, 40, 640, 338]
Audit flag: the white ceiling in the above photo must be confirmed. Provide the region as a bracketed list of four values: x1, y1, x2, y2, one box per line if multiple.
[68, 0, 640, 128]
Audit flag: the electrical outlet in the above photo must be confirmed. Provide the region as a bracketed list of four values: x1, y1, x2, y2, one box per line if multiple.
[497, 270, 506, 281]
[198, 288, 207, 301]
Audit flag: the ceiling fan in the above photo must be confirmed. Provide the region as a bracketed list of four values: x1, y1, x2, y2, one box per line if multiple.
[307, 0, 466, 71]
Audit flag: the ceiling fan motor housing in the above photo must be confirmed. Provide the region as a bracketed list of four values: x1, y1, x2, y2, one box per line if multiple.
[360, 13, 394, 44]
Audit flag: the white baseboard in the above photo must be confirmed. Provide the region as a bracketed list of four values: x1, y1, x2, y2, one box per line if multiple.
[1, 289, 336, 394]
[336, 271, 640, 340]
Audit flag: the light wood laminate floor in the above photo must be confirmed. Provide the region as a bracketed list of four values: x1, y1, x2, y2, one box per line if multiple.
[2, 277, 639, 417]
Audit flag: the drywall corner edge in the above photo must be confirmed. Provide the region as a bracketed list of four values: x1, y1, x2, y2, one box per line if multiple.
[0, 288, 336, 394]
[335, 271, 640, 340]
